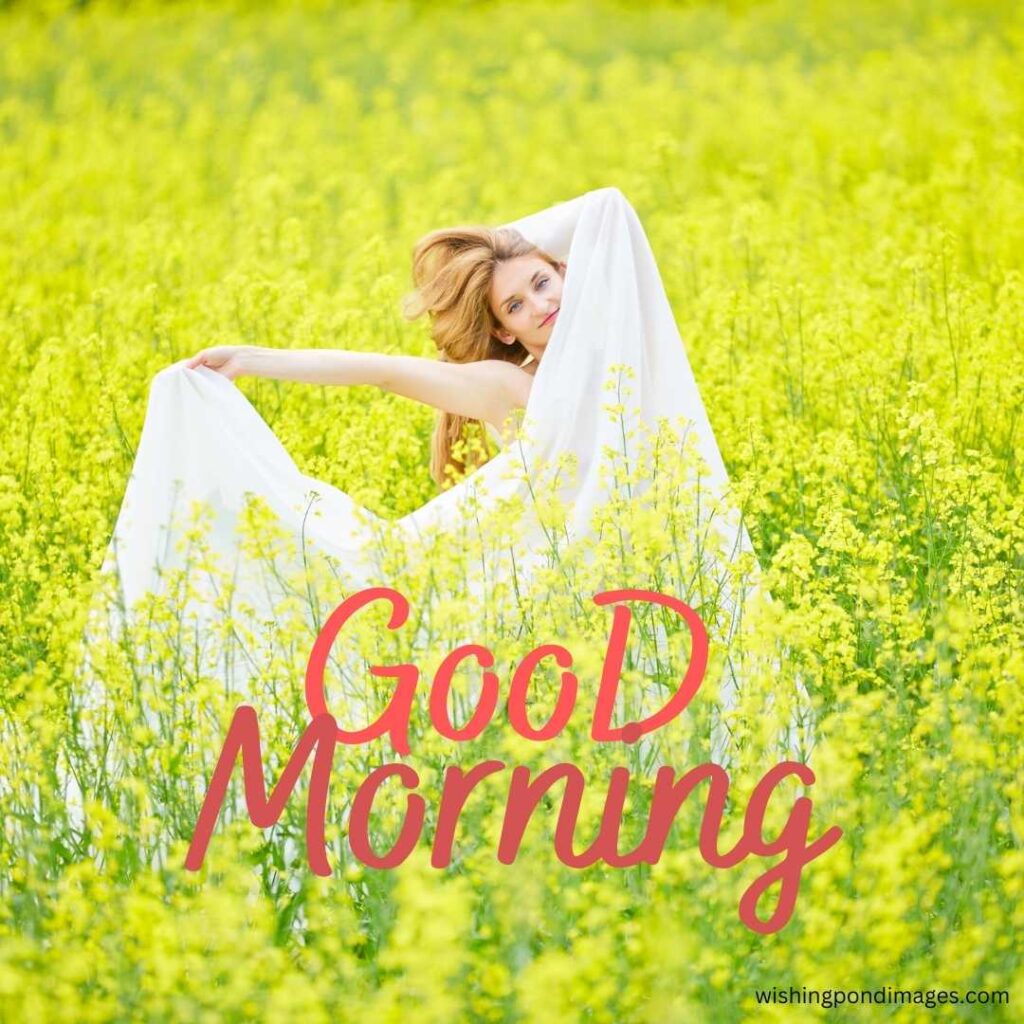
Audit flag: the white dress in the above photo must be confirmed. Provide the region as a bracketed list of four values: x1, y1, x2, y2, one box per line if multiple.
[486, 421, 505, 449]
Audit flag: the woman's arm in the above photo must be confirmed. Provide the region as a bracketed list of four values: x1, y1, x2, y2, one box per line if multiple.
[376, 353, 532, 427]
[499, 186, 622, 261]
[244, 346, 392, 388]
[187, 345, 531, 426]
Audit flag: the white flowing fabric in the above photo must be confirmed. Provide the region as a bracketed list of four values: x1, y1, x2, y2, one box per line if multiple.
[84, 186, 810, 770]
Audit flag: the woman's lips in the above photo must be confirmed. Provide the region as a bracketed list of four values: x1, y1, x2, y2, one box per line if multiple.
[541, 308, 559, 326]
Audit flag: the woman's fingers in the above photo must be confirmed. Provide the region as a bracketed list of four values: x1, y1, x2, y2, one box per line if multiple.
[182, 346, 244, 379]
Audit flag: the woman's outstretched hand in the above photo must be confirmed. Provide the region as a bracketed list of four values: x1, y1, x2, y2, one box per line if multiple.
[184, 345, 255, 381]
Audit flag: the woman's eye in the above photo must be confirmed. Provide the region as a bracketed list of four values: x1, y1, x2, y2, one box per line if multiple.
[538, 277, 549, 288]
[510, 301, 521, 313]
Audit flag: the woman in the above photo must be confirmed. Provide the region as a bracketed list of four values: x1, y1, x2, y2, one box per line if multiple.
[98, 186, 763, 625]
[184, 229, 569, 488]
[84, 187, 796, 769]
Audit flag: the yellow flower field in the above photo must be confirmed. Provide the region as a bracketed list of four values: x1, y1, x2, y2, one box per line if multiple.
[1, 0, 1022, 1021]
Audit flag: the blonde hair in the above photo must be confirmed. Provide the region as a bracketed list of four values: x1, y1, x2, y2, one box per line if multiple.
[401, 224, 560, 489]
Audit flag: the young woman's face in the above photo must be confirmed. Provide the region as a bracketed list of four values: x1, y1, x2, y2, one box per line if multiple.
[489, 255, 565, 360]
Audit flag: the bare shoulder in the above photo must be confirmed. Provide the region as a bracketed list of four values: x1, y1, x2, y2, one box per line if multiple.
[381, 354, 534, 429]
[475, 359, 533, 432]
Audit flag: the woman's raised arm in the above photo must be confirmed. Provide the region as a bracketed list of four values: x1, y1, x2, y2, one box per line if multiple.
[183, 345, 530, 427]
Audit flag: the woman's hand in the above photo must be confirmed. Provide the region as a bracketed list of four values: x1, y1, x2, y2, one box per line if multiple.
[184, 345, 256, 381]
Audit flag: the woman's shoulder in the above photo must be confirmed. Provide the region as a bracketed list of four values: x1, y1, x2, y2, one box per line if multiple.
[488, 360, 533, 443]
[477, 357, 534, 445]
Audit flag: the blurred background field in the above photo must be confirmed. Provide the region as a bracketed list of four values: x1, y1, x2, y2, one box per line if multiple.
[1, 0, 1022, 1021]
